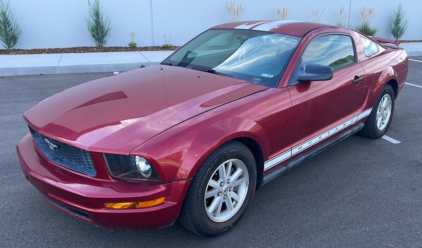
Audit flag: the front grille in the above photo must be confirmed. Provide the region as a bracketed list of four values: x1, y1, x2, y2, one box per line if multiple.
[30, 128, 97, 177]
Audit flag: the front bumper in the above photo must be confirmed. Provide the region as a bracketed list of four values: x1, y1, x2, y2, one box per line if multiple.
[16, 133, 192, 230]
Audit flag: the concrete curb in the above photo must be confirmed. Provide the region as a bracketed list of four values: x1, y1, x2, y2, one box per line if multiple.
[401, 43, 422, 56]
[1, 43, 421, 77]
[406, 51, 422, 56]
[0, 51, 174, 77]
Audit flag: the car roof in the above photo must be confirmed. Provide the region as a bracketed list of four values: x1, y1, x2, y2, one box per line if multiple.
[211, 20, 336, 37]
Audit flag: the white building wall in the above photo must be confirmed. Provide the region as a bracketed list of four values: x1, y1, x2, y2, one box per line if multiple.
[11, 0, 152, 49]
[8, 0, 422, 49]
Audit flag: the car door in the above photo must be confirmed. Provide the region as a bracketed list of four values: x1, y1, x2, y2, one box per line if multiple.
[287, 34, 367, 157]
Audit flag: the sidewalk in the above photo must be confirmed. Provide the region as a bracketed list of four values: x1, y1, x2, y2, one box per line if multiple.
[0, 51, 173, 77]
[0, 43, 421, 77]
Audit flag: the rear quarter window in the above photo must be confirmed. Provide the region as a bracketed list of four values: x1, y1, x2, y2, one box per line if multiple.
[361, 37, 379, 57]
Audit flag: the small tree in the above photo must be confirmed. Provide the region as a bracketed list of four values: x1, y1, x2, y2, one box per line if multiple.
[390, 3, 408, 41]
[356, 7, 378, 36]
[0, 0, 22, 49]
[86, 0, 111, 48]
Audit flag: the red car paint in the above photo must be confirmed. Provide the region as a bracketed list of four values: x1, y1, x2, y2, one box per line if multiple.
[17, 21, 408, 230]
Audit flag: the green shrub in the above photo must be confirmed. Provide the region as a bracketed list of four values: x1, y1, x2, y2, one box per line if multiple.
[356, 7, 378, 36]
[312, 9, 324, 23]
[128, 31, 137, 48]
[336, 7, 347, 28]
[86, 0, 111, 48]
[276, 7, 289, 21]
[0, 0, 22, 50]
[162, 34, 172, 49]
[356, 22, 379, 36]
[226, 1, 244, 22]
[128, 42, 137, 48]
[390, 3, 408, 41]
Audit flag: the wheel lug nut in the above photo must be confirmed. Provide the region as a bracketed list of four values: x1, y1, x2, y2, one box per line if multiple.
[229, 187, 232, 191]
[218, 192, 222, 196]
[220, 182, 224, 187]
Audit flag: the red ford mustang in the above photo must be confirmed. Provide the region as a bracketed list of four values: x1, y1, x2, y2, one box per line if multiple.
[17, 21, 408, 236]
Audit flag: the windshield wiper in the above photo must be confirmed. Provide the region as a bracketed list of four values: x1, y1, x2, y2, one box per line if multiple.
[161, 62, 174, 66]
[189, 67, 235, 79]
[207, 69, 236, 78]
[189, 66, 208, 72]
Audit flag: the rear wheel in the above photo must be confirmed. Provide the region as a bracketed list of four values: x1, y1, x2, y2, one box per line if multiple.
[179, 141, 257, 236]
[360, 84, 395, 139]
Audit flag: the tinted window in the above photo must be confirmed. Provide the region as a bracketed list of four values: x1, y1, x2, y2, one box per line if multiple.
[361, 37, 379, 57]
[301, 35, 355, 70]
[162, 29, 301, 87]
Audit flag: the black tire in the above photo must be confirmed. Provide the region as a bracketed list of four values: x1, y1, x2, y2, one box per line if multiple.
[179, 140, 257, 237]
[359, 84, 395, 139]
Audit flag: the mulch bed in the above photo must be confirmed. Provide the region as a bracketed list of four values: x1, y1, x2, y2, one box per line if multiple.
[1, 40, 421, 55]
[0, 46, 177, 55]
[399, 40, 422, 43]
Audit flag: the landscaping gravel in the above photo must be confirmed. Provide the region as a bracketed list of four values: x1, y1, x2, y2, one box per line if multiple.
[0, 46, 177, 55]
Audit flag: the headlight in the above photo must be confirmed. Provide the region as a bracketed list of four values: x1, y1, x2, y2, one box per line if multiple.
[103, 154, 160, 182]
[135, 156, 152, 178]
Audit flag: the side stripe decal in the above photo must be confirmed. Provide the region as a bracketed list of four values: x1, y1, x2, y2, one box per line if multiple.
[264, 108, 372, 170]
[357, 108, 373, 121]
[263, 150, 291, 171]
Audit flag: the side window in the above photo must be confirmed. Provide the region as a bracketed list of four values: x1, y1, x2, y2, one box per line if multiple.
[301, 35, 356, 70]
[361, 37, 379, 57]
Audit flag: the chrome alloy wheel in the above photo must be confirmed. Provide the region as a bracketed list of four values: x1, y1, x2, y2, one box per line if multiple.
[376, 94, 392, 131]
[204, 159, 249, 222]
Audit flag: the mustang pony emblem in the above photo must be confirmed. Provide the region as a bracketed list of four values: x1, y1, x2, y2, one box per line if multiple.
[44, 138, 58, 151]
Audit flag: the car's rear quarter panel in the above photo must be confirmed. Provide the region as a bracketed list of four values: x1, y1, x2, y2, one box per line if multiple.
[359, 48, 407, 110]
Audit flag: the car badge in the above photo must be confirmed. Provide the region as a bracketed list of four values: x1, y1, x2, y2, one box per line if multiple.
[44, 138, 58, 151]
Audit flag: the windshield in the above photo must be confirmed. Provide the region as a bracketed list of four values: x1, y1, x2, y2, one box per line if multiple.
[162, 29, 301, 87]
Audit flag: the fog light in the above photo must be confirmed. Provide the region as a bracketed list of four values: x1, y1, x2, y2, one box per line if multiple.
[135, 156, 152, 178]
[105, 197, 165, 210]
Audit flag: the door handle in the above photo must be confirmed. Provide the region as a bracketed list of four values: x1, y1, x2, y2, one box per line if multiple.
[352, 76, 364, 84]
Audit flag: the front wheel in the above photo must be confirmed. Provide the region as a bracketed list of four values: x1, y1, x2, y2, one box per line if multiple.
[359, 84, 395, 139]
[179, 141, 257, 237]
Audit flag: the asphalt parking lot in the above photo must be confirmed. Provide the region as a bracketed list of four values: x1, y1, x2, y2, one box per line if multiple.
[1, 58, 422, 248]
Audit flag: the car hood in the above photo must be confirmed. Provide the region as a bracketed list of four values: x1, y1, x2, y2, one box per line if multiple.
[24, 65, 267, 154]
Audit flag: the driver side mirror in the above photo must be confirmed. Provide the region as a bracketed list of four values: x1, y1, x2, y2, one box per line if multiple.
[297, 64, 334, 82]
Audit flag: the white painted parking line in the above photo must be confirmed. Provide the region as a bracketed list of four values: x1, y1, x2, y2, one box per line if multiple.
[405, 82, 422, 89]
[114, 72, 119, 75]
[409, 58, 422, 63]
[382, 135, 401, 144]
